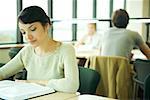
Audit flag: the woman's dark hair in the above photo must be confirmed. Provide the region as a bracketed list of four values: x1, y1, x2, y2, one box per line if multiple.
[111, 9, 129, 28]
[18, 6, 51, 26]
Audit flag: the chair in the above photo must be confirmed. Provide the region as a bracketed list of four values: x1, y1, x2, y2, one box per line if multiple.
[77, 57, 87, 67]
[78, 67, 100, 94]
[13, 69, 27, 80]
[0, 63, 5, 67]
[9, 47, 22, 59]
[144, 73, 150, 100]
[133, 59, 150, 99]
[84, 56, 133, 99]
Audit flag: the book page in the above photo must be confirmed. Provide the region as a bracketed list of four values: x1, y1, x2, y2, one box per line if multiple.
[0, 80, 55, 100]
[0, 80, 16, 88]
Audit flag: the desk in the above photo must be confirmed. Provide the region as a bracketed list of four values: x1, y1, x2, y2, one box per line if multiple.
[76, 49, 146, 67]
[76, 49, 146, 60]
[68, 94, 117, 100]
[30, 92, 78, 100]
[75, 45, 100, 58]
[30, 93, 117, 100]
[132, 49, 147, 60]
[0, 44, 26, 49]
[75, 49, 99, 66]
[76, 50, 99, 58]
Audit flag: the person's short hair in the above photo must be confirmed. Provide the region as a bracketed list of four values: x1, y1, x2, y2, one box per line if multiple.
[111, 9, 129, 28]
[18, 6, 51, 26]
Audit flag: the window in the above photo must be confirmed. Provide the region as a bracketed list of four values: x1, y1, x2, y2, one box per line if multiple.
[96, 0, 110, 38]
[113, 0, 124, 11]
[0, 0, 147, 44]
[126, 0, 143, 37]
[77, 0, 93, 19]
[97, 0, 110, 19]
[0, 0, 17, 44]
[126, 0, 143, 18]
[53, 22, 72, 41]
[53, 0, 72, 41]
[76, 0, 93, 40]
[77, 23, 89, 41]
[53, 0, 72, 19]
[23, 0, 48, 13]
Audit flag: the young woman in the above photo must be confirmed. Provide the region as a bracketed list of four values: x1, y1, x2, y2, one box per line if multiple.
[0, 6, 79, 93]
[75, 23, 101, 49]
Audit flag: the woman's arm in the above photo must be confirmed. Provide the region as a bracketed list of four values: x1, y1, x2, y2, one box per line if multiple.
[15, 45, 79, 93]
[0, 48, 25, 80]
[75, 35, 87, 47]
[48, 45, 79, 93]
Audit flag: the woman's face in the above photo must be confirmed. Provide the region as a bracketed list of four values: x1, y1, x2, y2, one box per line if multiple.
[19, 22, 49, 47]
[87, 24, 96, 35]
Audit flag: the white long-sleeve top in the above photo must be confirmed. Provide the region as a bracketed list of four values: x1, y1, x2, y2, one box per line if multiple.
[0, 43, 79, 93]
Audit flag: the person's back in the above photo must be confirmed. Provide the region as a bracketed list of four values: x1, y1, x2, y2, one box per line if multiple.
[101, 27, 144, 58]
[101, 9, 150, 59]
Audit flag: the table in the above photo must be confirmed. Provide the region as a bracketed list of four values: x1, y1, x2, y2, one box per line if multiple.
[30, 92, 117, 100]
[132, 49, 147, 60]
[0, 44, 26, 49]
[76, 48, 147, 60]
[68, 94, 117, 100]
[76, 49, 147, 67]
[30, 92, 79, 100]
[75, 49, 99, 66]
[75, 48, 100, 58]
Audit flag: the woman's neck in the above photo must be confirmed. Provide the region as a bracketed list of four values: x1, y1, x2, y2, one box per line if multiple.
[35, 38, 60, 55]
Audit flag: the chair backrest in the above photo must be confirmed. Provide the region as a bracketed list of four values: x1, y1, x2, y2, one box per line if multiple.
[84, 56, 133, 99]
[9, 47, 22, 59]
[144, 73, 150, 100]
[78, 67, 100, 94]
[0, 63, 5, 67]
[134, 59, 150, 83]
[77, 57, 87, 66]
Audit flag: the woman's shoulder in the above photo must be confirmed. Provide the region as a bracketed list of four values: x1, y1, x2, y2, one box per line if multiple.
[22, 44, 32, 50]
[60, 43, 74, 49]
[58, 43, 76, 57]
[59, 43, 75, 53]
[20, 44, 33, 54]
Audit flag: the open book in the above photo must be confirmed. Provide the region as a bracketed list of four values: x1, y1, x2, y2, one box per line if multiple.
[0, 80, 55, 100]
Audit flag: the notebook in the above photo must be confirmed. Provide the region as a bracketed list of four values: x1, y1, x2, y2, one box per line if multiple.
[0, 80, 55, 100]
